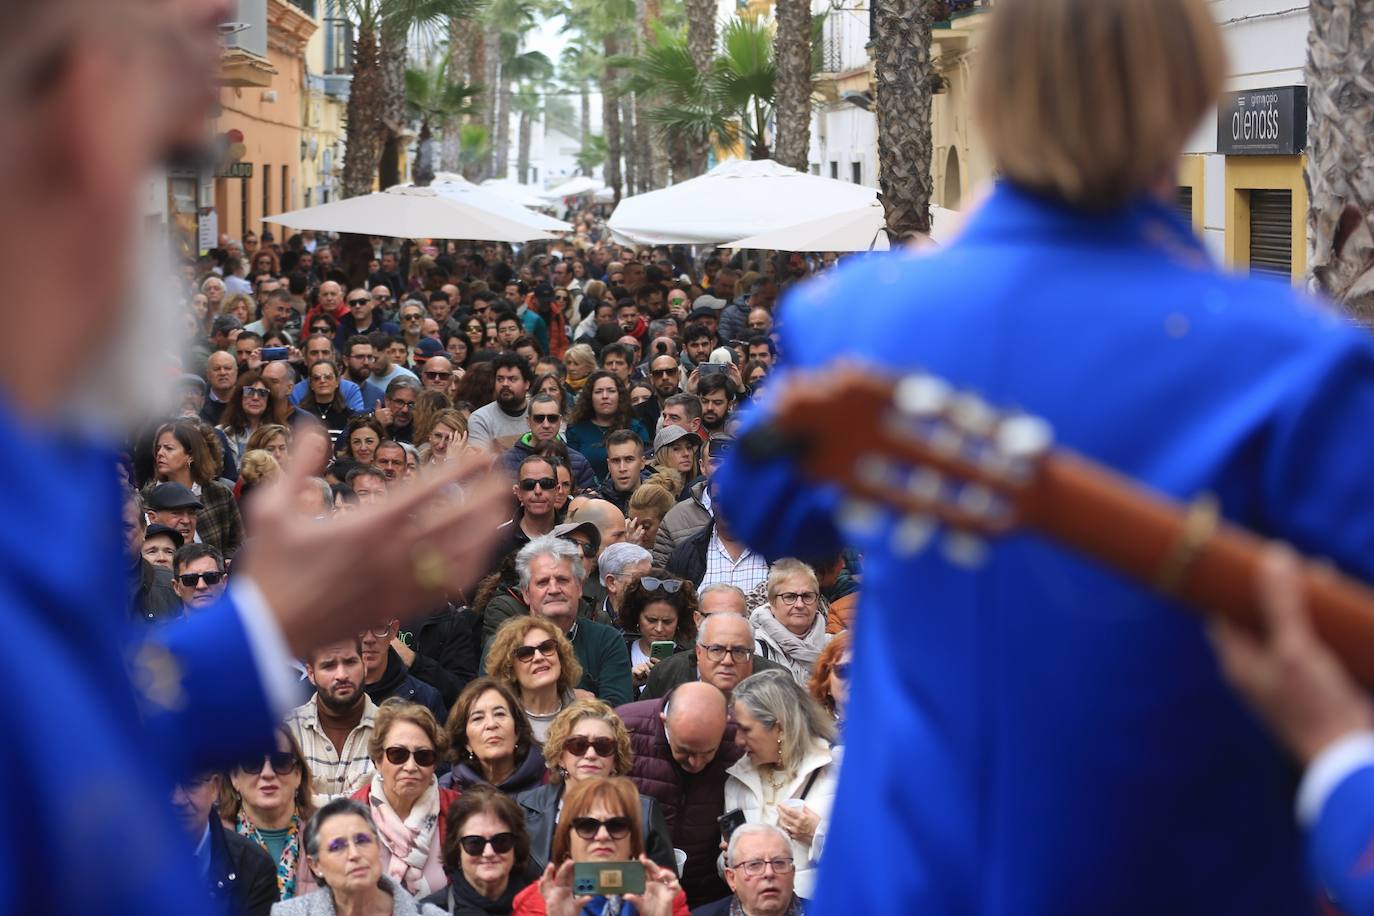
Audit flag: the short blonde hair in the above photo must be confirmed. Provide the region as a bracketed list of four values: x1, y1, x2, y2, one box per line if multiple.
[975, 0, 1225, 209]
[220, 293, 254, 317]
[766, 558, 819, 602]
[238, 449, 280, 488]
[563, 344, 597, 376]
[486, 616, 583, 697]
[542, 699, 634, 781]
[368, 698, 450, 763]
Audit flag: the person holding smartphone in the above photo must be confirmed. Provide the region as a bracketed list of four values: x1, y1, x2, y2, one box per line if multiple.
[618, 574, 698, 694]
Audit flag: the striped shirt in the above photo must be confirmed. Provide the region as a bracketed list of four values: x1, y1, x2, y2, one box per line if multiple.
[701, 529, 770, 599]
[284, 694, 378, 808]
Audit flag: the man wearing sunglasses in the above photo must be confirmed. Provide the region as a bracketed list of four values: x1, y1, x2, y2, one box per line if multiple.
[171, 544, 227, 613]
[494, 456, 561, 562]
[499, 395, 597, 492]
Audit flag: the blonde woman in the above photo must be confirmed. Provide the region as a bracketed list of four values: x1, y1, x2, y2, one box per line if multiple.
[419, 408, 468, 467]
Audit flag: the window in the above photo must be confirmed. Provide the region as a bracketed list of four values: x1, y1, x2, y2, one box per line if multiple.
[1176, 187, 1193, 225]
[1248, 189, 1292, 278]
[281, 164, 289, 215]
[829, 162, 839, 180]
[261, 165, 271, 235]
[240, 170, 250, 240]
[851, 161, 862, 184]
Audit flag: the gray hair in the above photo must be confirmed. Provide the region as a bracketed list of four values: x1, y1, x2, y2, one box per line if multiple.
[386, 376, 421, 398]
[765, 558, 818, 602]
[303, 798, 376, 865]
[732, 669, 835, 772]
[726, 822, 793, 867]
[516, 534, 586, 589]
[700, 609, 754, 643]
[528, 392, 561, 416]
[305, 476, 333, 506]
[599, 542, 652, 586]
[698, 583, 748, 613]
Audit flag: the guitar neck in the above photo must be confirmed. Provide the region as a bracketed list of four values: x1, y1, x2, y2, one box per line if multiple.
[1031, 451, 1374, 689]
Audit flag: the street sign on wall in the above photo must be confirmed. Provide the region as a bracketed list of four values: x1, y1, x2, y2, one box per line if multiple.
[1217, 86, 1307, 156]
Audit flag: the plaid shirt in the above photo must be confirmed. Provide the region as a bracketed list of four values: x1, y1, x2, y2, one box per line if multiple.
[195, 481, 243, 558]
[284, 695, 378, 808]
[702, 528, 770, 598]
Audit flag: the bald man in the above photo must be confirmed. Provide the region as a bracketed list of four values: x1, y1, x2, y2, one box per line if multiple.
[618, 681, 742, 906]
[570, 498, 630, 604]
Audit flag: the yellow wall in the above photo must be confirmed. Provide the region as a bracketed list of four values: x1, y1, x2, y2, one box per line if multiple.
[1177, 155, 1205, 235]
[930, 16, 995, 210]
[1224, 154, 1308, 282]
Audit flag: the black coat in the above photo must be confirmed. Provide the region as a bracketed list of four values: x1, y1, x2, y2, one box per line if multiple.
[419, 861, 541, 915]
[401, 604, 479, 712]
[666, 521, 713, 587]
[365, 647, 449, 726]
[514, 783, 677, 876]
[205, 815, 277, 916]
[131, 558, 182, 624]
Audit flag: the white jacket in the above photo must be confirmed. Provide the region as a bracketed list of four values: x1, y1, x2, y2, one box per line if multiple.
[723, 741, 841, 899]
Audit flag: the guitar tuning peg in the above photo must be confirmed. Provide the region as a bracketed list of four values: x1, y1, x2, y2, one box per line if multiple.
[948, 393, 998, 439]
[894, 374, 952, 418]
[996, 414, 1054, 463]
[906, 467, 943, 502]
[855, 455, 891, 490]
[942, 530, 989, 569]
[837, 497, 885, 539]
[891, 513, 937, 557]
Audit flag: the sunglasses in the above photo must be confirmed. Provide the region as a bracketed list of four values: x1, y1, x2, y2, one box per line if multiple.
[513, 638, 557, 662]
[348, 298, 370, 306]
[563, 735, 616, 758]
[640, 576, 682, 594]
[519, 477, 557, 491]
[572, 816, 633, 841]
[651, 368, 677, 377]
[531, 413, 561, 425]
[384, 746, 437, 767]
[177, 571, 224, 587]
[423, 371, 451, 381]
[835, 662, 851, 680]
[311, 325, 333, 334]
[242, 386, 270, 399]
[235, 751, 299, 776]
[459, 833, 517, 856]
[325, 832, 374, 855]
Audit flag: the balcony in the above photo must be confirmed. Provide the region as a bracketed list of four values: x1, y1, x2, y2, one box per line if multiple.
[933, 0, 993, 28]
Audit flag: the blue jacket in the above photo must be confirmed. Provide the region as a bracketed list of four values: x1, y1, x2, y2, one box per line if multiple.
[715, 182, 1374, 914]
[0, 397, 278, 914]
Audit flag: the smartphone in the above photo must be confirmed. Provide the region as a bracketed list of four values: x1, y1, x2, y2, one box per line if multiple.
[650, 640, 676, 662]
[260, 346, 290, 361]
[573, 861, 646, 896]
[718, 808, 746, 843]
[699, 362, 728, 377]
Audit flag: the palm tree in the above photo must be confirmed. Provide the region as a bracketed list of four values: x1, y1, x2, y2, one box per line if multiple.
[337, 0, 484, 198]
[772, 0, 812, 172]
[872, 0, 934, 235]
[1308, 0, 1374, 319]
[495, 39, 553, 179]
[512, 84, 543, 184]
[458, 123, 493, 179]
[576, 134, 609, 176]
[441, 16, 478, 170]
[559, 42, 599, 151]
[405, 55, 480, 185]
[565, 0, 636, 200]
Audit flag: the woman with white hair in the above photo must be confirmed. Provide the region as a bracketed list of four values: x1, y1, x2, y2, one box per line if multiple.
[750, 559, 831, 685]
[598, 541, 652, 624]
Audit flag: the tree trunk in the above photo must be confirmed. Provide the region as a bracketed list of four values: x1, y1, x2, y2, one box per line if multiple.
[517, 110, 533, 184]
[635, 0, 667, 189]
[773, 0, 812, 172]
[379, 19, 408, 189]
[494, 72, 512, 179]
[1308, 0, 1374, 319]
[622, 96, 638, 193]
[580, 81, 591, 151]
[668, 133, 691, 184]
[442, 17, 474, 172]
[684, 0, 716, 177]
[414, 123, 437, 187]
[342, 20, 384, 198]
[480, 28, 501, 179]
[873, 0, 933, 235]
[601, 35, 623, 200]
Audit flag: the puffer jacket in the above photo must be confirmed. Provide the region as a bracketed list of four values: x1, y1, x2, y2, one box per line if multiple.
[652, 480, 711, 567]
[500, 433, 597, 492]
[269, 874, 446, 915]
[616, 695, 741, 907]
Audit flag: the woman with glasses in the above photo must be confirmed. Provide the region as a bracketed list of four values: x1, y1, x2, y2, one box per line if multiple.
[807, 631, 850, 731]
[347, 700, 458, 899]
[246, 424, 291, 466]
[617, 573, 697, 695]
[725, 670, 839, 900]
[339, 415, 386, 466]
[419, 787, 540, 915]
[464, 318, 486, 353]
[485, 617, 591, 743]
[566, 371, 650, 483]
[152, 419, 243, 556]
[221, 725, 317, 901]
[516, 701, 676, 876]
[750, 560, 832, 685]
[218, 368, 293, 462]
[271, 798, 447, 915]
[443, 677, 548, 797]
[513, 776, 687, 916]
[297, 359, 356, 441]
[308, 313, 337, 339]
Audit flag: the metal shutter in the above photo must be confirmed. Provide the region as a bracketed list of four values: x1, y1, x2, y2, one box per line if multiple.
[1249, 189, 1293, 278]
[1176, 187, 1193, 225]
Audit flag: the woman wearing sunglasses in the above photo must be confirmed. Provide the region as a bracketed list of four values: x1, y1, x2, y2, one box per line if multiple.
[443, 678, 548, 797]
[807, 630, 850, 731]
[217, 368, 293, 463]
[221, 725, 317, 901]
[347, 700, 459, 899]
[516, 701, 676, 877]
[484, 618, 592, 743]
[273, 798, 447, 915]
[617, 574, 697, 695]
[420, 787, 540, 915]
[513, 776, 687, 916]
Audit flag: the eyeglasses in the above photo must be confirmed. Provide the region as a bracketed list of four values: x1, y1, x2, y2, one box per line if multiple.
[372, 294, 392, 302]
[460, 833, 517, 856]
[361, 625, 391, 639]
[563, 735, 616, 758]
[423, 371, 451, 381]
[571, 816, 633, 841]
[513, 638, 557, 662]
[530, 414, 561, 426]
[733, 857, 795, 877]
[325, 832, 375, 855]
[311, 375, 335, 383]
[402, 313, 423, 322]
[700, 644, 751, 663]
[776, 591, 818, 606]
[235, 751, 300, 776]
[177, 571, 225, 587]
[242, 386, 270, 399]
[388, 399, 415, 411]
[519, 477, 557, 492]
[651, 368, 678, 377]
[640, 577, 683, 594]
[348, 298, 370, 306]
[383, 745, 438, 767]
[835, 662, 851, 680]
[311, 325, 333, 334]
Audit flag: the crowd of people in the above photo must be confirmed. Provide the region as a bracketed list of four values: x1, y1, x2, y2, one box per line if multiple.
[141, 220, 853, 916]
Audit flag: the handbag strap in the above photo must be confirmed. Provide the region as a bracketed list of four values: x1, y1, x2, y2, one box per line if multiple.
[792, 765, 822, 802]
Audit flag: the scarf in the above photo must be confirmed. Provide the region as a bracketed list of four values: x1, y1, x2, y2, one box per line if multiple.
[751, 606, 827, 676]
[367, 771, 444, 897]
[730, 893, 803, 916]
[567, 374, 589, 392]
[236, 810, 301, 900]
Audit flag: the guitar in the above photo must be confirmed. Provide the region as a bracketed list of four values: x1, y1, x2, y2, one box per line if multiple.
[737, 364, 1374, 689]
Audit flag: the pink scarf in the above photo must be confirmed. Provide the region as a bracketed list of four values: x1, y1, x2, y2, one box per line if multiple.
[366, 772, 446, 897]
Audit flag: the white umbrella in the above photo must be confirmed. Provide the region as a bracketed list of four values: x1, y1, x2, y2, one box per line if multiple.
[478, 178, 561, 210]
[272, 185, 555, 242]
[540, 175, 605, 200]
[608, 159, 878, 246]
[423, 176, 572, 233]
[723, 202, 960, 251]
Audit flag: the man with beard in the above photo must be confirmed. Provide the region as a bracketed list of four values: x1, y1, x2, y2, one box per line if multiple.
[357, 618, 447, 725]
[468, 352, 531, 452]
[286, 639, 378, 806]
[697, 373, 736, 435]
[340, 335, 388, 411]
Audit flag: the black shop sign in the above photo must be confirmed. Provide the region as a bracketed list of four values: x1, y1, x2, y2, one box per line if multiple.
[1217, 86, 1307, 156]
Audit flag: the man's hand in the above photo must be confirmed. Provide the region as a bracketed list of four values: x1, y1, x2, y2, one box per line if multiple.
[373, 405, 394, 428]
[235, 446, 509, 659]
[1209, 546, 1374, 764]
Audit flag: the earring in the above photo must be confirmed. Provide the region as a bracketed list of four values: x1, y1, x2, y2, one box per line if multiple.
[776, 737, 783, 754]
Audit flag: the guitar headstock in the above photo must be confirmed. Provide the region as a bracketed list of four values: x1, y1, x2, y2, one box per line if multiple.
[748, 364, 1054, 564]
